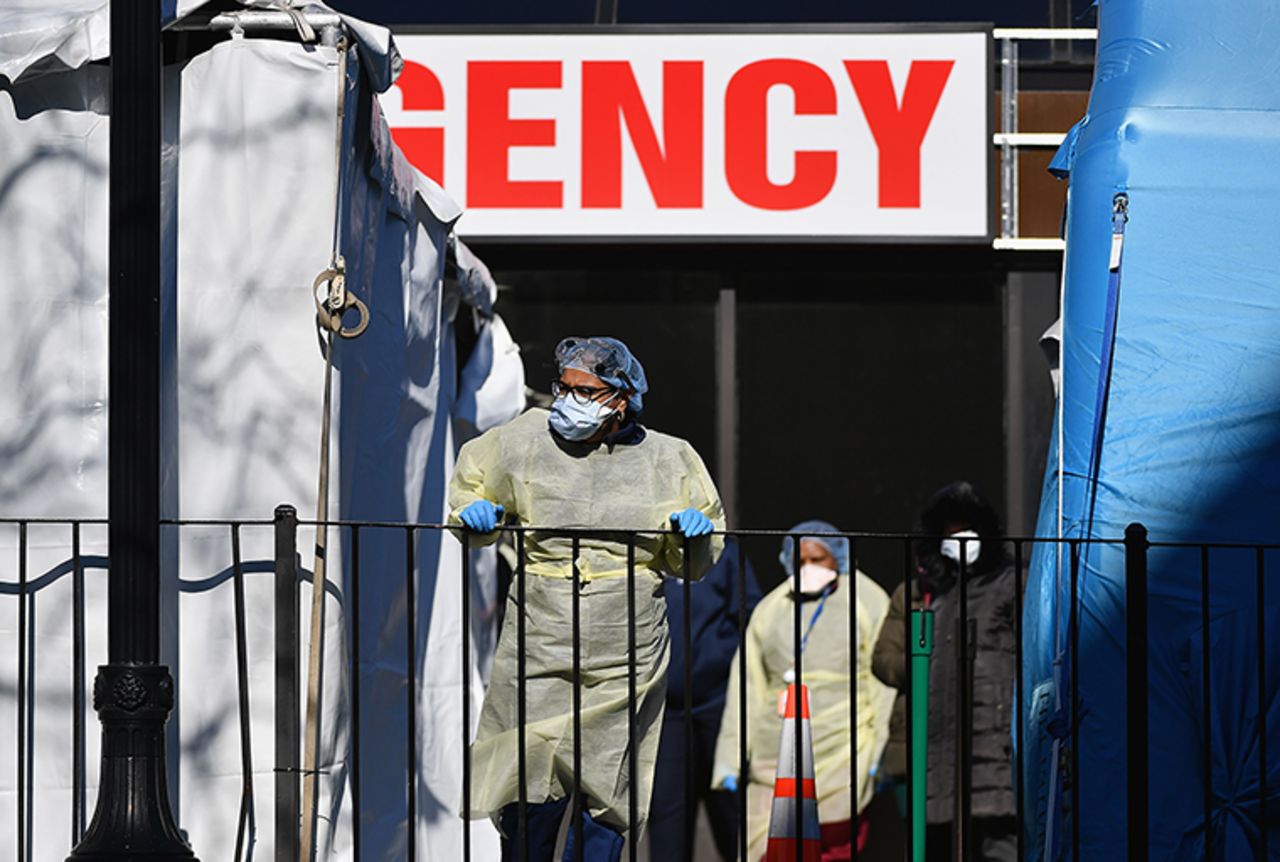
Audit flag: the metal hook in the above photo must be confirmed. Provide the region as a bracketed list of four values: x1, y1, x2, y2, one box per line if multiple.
[1112, 192, 1130, 223]
[313, 263, 369, 339]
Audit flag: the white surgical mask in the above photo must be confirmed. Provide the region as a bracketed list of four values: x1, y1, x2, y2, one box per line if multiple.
[792, 563, 838, 594]
[548, 396, 617, 441]
[940, 530, 981, 567]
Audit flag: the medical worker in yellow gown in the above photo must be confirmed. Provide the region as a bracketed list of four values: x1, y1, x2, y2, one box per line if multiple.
[712, 521, 895, 861]
[449, 336, 725, 862]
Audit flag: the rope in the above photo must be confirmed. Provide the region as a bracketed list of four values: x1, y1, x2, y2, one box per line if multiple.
[300, 35, 364, 862]
[299, 326, 335, 862]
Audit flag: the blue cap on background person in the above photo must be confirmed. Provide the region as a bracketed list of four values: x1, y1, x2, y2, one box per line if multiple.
[778, 519, 850, 575]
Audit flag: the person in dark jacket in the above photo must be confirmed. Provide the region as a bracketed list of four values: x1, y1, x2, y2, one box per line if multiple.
[871, 481, 1018, 862]
[648, 537, 761, 862]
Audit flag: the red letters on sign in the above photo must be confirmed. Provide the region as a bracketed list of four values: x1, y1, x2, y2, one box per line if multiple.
[844, 60, 954, 208]
[467, 61, 563, 208]
[395, 52, 963, 217]
[390, 61, 446, 185]
[580, 61, 704, 209]
[724, 60, 837, 211]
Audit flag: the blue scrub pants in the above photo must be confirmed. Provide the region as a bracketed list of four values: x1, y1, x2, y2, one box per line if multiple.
[648, 705, 739, 862]
[498, 797, 624, 862]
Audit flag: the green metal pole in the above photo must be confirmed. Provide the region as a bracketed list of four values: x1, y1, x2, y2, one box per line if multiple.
[911, 609, 934, 862]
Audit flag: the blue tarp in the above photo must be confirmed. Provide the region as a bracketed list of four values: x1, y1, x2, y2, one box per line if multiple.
[1025, 1, 1280, 858]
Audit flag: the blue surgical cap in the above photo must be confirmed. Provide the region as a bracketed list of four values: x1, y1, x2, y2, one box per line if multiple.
[778, 520, 850, 575]
[555, 336, 649, 413]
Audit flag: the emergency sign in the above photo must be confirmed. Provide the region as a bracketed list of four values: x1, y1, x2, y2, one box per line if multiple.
[385, 30, 991, 240]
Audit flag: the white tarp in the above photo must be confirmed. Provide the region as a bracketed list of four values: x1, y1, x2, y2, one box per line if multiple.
[0, 1, 110, 83]
[0, 60, 113, 862]
[0, 1, 398, 88]
[0, 13, 507, 862]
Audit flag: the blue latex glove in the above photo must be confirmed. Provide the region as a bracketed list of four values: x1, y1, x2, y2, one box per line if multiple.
[669, 508, 714, 538]
[722, 775, 738, 793]
[459, 500, 505, 533]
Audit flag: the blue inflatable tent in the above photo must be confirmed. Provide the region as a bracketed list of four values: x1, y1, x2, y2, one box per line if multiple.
[1025, 1, 1280, 858]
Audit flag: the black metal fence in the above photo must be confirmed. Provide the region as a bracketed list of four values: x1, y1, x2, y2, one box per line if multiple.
[0, 512, 1272, 861]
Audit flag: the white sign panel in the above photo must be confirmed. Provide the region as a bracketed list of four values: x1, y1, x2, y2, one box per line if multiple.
[385, 29, 991, 241]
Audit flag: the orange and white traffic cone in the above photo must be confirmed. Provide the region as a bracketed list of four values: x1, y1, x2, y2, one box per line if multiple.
[764, 683, 822, 862]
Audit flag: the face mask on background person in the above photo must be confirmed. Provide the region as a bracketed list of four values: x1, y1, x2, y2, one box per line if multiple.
[792, 562, 838, 594]
[940, 529, 981, 567]
[548, 395, 618, 441]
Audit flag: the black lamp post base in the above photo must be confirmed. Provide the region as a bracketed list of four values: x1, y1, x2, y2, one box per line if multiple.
[67, 665, 198, 861]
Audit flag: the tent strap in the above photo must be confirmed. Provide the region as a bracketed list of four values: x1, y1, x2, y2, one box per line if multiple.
[299, 35, 367, 862]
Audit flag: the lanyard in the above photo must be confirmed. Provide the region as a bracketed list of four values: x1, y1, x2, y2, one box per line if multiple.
[799, 586, 835, 656]
[782, 585, 837, 690]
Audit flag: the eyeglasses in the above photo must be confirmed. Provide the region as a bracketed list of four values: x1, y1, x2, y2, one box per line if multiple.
[551, 379, 617, 405]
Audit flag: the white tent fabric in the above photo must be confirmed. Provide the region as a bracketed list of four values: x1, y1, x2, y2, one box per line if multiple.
[0, 11, 505, 862]
[0, 65, 109, 517]
[0, 60, 114, 862]
[173, 37, 355, 859]
[0, 1, 110, 83]
[457, 313, 527, 433]
[0, 1, 398, 88]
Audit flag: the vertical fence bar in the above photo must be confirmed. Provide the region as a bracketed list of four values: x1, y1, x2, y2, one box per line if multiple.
[962, 573, 972, 860]
[350, 526, 362, 862]
[738, 538, 749, 862]
[715, 286, 738, 530]
[72, 522, 86, 843]
[1124, 524, 1148, 862]
[517, 531, 529, 862]
[954, 543, 970, 862]
[999, 37, 1020, 240]
[461, 528, 471, 862]
[17, 522, 27, 862]
[1257, 546, 1268, 861]
[572, 536, 584, 862]
[232, 524, 255, 862]
[965, 618, 977, 853]
[627, 536, 638, 862]
[1199, 545, 1213, 860]
[1014, 539, 1025, 862]
[849, 537, 858, 862]
[903, 538, 914, 862]
[274, 504, 301, 861]
[406, 527, 417, 862]
[1069, 539, 1081, 861]
[792, 533, 803, 862]
[683, 538, 695, 857]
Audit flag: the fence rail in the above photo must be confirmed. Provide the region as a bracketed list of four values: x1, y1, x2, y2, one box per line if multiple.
[0, 511, 1272, 861]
